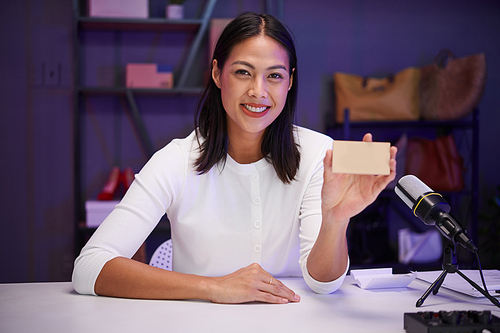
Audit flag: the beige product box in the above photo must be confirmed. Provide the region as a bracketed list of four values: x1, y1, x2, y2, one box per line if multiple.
[332, 140, 390, 175]
[85, 200, 119, 227]
[88, 0, 148, 19]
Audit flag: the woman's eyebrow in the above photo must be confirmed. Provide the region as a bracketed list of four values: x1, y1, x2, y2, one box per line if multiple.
[231, 60, 288, 72]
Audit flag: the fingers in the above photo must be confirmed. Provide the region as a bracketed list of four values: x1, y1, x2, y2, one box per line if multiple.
[250, 280, 299, 304]
[323, 149, 333, 179]
[362, 133, 373, 142]
[389, 146, 398, 173]
[362, 133, 397, 176]
[324, 149, 333, 169]
[261, 276, 300, 304]
[390, 145, 398, 159]
[210, 264, 300, 304]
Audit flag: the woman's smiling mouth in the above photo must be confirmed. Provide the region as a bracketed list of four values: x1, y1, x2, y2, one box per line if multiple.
[243, 104, 268, 113]
[241, 104, 271, 118]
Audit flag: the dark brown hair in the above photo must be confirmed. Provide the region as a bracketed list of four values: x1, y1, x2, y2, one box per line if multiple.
[194, 12, 300, 183]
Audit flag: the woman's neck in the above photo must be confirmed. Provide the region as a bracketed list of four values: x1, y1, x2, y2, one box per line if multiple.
[227, 129, 265, 164]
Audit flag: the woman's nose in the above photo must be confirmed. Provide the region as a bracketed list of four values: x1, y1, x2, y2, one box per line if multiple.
[248, 77, 267, 98]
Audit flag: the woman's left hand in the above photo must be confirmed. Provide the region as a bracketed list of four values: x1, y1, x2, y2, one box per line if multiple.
[321, 133, 397, 223]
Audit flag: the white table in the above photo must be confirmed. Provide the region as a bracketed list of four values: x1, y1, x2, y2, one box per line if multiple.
[1, 276, 499, 333]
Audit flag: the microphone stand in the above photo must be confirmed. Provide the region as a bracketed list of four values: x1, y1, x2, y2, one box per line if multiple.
[416, 244, 500, 308]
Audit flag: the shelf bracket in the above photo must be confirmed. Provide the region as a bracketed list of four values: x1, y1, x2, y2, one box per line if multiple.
[177, 0, 218, 88]
[125, 90, 155, 157]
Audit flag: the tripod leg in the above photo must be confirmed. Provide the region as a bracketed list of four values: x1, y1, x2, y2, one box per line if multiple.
[456, 269, 500, 307]
[432, 274, 445, 295]
[416, 270, 447, 307]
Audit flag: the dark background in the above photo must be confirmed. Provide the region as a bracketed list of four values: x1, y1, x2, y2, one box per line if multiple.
[1, 0, 499, 283]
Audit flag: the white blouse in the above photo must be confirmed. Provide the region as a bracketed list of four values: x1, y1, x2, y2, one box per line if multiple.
[72, 126, 348, 296]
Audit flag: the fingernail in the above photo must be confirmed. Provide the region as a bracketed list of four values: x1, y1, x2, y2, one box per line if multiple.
[281, 298, 289, 304]
[294, 294, 301, 301]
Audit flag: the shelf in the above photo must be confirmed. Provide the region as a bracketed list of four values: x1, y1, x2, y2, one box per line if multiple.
[327, 115, 475, 130]
[78, 17, 203, 32]
[78, 86, 204, 96]
[73, 0, 218, 257]
[329, 108, 479, 268]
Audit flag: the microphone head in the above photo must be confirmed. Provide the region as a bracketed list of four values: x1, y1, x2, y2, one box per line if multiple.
[394, 175, 433, 209]
[395, 175, 475, 252]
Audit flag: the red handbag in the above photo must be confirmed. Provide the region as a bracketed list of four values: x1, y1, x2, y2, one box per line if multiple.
[405, 135, 465, 192]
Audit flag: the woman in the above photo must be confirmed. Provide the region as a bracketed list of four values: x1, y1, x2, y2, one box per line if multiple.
[73, 12, 397, 304]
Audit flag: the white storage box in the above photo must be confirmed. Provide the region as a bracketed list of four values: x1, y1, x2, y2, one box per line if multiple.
[88, 0, 148, 19]
[85, 200, 119, 227]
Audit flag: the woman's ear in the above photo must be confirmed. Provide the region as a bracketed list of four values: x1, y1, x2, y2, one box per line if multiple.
[212, 59, 221, 89]
[288, 68, 295, 91]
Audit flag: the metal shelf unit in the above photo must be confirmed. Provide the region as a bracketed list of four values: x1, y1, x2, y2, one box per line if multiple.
[326, 108, 480, 269]
[72, 0, 218, 257]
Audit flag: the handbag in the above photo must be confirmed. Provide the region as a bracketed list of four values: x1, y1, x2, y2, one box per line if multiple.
[334, 67, 421, 123]
[420, 49, 486, 120]
[405, 134, 465, 192]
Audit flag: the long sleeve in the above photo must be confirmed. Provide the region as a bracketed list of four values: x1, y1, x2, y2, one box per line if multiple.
[72, 138, 187, 295]
[296, 129, 348, 294]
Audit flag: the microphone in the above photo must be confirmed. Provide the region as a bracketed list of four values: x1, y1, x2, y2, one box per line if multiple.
[394, 175, 477, 253]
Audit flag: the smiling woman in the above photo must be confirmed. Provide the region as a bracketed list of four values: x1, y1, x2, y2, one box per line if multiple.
[72, 11, 397, 305]
[211, 35, 293, 165]
[195, 12, 299, 183]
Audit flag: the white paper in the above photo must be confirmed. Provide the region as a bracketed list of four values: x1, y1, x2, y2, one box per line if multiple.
[351, 268, 416, 290]
[416, 269, 500, 298]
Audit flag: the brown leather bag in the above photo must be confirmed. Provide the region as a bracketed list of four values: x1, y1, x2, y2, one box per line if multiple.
[334, 67, 421, 123]
[420, 49, 486, 120]
[405, 134, 465, 192]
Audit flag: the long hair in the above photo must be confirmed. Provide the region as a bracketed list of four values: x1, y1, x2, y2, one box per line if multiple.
[194, 12, 300, 184]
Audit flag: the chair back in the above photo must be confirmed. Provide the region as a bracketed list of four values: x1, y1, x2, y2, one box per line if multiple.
[149, 239, 172, 271]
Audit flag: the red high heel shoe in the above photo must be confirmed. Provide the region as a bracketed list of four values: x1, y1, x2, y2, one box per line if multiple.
[121, 167, 135, 193]
[97, 166, 120, 200]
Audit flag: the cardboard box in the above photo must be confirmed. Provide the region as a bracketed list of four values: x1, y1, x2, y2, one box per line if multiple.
[332, 140, 390, 175]
[88, 0, 148, 19]
[126, 64, 174, 89]
[85, 200, 119, 227]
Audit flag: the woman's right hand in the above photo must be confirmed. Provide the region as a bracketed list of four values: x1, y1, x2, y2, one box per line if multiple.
[93, 258, 299, 304]
[208, 263, 300, 304]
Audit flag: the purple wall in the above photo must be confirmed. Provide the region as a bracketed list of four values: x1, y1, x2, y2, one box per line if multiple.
[1, 0, 499, 282]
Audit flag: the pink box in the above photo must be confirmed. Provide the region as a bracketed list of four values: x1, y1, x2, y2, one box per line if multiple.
[126, 64, 174, 89]
[88, 0, 148, 19]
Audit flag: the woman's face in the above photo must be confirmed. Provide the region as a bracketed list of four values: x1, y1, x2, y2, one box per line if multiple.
[212, 35, 293, 141]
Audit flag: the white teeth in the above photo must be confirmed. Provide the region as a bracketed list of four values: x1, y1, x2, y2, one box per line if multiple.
[244, 104, 268, 113]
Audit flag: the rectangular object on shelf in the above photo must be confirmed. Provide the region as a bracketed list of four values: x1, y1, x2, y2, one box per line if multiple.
[88, 0, 148, 19]
[126, 64, 174, 89]
[85, 200, 119, 227]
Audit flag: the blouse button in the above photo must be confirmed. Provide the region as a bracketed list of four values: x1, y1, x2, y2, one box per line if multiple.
[253, 244, 262, 252]
[254, 220, 262, 229]
[251, 173, 259, 182]
[252, 197, 261, 206]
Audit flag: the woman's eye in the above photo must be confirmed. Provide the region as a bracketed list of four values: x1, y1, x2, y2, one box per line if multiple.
[269, 73, 284, 79]
[235, 69, 250, 76]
